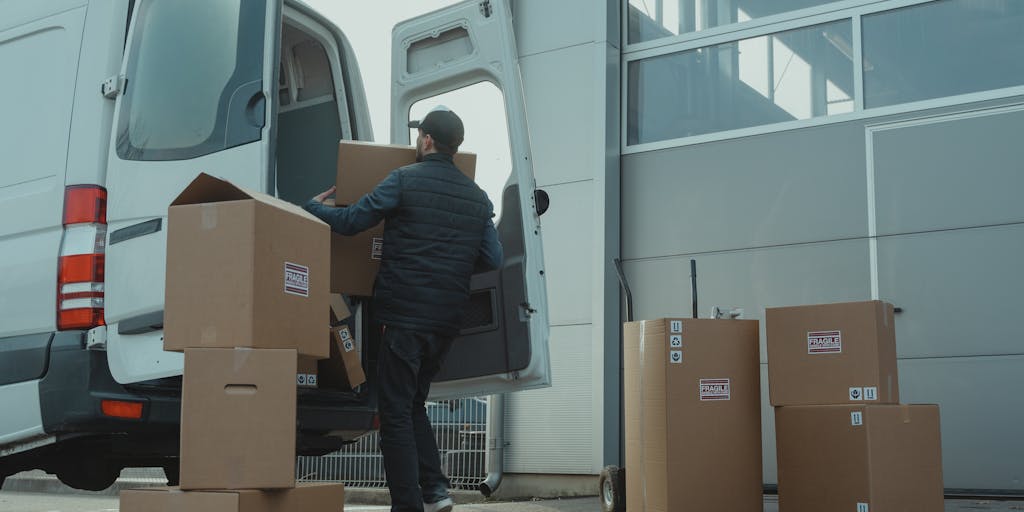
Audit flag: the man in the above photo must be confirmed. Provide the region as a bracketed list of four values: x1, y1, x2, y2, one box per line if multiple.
[304, 106, 502, 512]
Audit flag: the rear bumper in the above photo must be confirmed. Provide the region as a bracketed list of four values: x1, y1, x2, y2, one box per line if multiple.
[36, 332, 374, 459]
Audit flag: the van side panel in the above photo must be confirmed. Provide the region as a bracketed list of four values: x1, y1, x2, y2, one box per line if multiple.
[0, 5, 87, 338]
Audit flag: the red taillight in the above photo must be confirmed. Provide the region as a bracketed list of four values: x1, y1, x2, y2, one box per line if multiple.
[63, 185, 107, 225]
[101, 400, 144, 419]
[372, 413, 381, 431]
[58, 185, 107, 331]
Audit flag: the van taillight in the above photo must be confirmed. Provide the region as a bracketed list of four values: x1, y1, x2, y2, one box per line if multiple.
[58, 186, 107, 331]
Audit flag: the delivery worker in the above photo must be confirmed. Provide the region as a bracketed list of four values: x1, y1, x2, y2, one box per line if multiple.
[304, 106, 502, 512]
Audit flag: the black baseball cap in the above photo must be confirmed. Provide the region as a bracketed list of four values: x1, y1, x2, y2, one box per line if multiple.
[408, 106, 464, 151]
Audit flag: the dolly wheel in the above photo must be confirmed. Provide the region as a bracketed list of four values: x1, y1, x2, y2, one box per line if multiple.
[599, 465, 625, 512]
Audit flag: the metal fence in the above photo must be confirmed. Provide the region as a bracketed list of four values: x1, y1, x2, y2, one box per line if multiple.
[297, 397, 489, 490]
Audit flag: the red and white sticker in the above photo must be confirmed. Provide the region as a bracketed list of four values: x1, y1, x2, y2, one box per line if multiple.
[370, 237, 384, 260]
[807, 330, 842, 354]
[284, 262, 310, 297]
[699, 378, 731, 401]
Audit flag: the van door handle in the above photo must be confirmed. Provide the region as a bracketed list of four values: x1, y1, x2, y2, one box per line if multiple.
[117, 311, 164, 335]
[109, 218, 162, 245]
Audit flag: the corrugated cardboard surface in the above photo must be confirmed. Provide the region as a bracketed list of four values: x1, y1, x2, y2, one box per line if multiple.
[318, 325, 365, 390]
[165, 174, 329, 358]
[297, 355, 319, 388]
[776, 404, 943, 512]
[119, 483, 345, 512]
[624, 318, 763, 512]
[328, 294, 351, 324]
[180, 348, 297, 490]
[331, 141, 477, 296]
[766, 301, 899, 406]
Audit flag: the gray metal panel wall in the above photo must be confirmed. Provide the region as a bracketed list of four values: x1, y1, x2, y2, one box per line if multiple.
[621, 96, 1024, 489]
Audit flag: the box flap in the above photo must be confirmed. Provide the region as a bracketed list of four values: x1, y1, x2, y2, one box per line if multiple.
[171, 173, 324, 224]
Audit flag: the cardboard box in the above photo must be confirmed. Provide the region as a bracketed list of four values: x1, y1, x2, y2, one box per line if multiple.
[766, 300, 899, 406]
[164, 173, 329, 359]
[318, 325, 365, 390]
[775, 404, 943, 512]
[624, 318, 763, 512]
[329, 294, 351, 325]
[297, 355, 319, 388]
[331, 141, 476, 296]
[180, 348, 297, 490]
[120, 483, 345, 512]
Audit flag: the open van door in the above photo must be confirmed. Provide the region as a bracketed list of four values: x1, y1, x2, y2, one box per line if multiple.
[391, 0, 551, 399]
[103, 0, 281, 383]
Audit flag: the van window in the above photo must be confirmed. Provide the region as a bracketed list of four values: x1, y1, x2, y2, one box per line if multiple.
[116, 0, 266, 161]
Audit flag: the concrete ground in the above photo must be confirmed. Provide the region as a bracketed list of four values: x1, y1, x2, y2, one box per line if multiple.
[2, 492, 1024, 511]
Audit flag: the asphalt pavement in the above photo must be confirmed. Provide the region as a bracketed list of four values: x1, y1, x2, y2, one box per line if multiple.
[3, 492, 1024, 511]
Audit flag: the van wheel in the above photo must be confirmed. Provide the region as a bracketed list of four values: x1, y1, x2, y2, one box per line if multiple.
[598, 465, 625, 512]
[56, 462, 120, 491]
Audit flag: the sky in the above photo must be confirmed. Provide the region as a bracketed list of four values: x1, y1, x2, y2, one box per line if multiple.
[300, 1, 513, 218]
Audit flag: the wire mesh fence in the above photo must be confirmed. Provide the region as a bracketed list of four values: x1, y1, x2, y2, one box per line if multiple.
[297, 397, 489, 489]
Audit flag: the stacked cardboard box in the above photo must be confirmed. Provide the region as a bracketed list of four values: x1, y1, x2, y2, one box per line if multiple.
[624, 318, 763, 512]
[766, 301, 943, 512]
[121, 174, 345, 511]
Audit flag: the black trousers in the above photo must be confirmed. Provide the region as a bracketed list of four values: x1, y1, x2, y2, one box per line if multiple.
[378, 325, 454, 512]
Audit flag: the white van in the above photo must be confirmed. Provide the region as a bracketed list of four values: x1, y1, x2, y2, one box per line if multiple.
[0, 0, 550, 490]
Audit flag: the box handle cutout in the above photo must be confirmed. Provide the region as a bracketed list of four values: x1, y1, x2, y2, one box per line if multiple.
[224, 384, 258, 395]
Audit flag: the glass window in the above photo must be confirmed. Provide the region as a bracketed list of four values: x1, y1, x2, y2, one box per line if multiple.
[628, 0, 847, 44]
[627, 20, 853, 145]
[863, 0, 1024, 108]
[116, 0, 266, 161]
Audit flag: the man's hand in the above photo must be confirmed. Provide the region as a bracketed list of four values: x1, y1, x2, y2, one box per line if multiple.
[312, 186, 337, 205]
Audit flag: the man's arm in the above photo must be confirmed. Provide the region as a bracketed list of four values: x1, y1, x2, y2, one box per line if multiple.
[304, 171, 401, 235]
[475, 212, 503, 273]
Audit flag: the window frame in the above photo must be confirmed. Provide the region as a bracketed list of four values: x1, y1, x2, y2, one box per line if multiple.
[621, 0, 1024, 154]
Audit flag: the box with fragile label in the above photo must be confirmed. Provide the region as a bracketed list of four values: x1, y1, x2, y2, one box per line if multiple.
[766, 301, 899, 406]
[331, 141, 476, 296]
[120, 483, 345, 512]
[164, 173, 329, 358]
[775, 404, 943, 512]
[180, 348, 297, 490]
[624, 318, 763, 512]
[318, 324, 365, 390]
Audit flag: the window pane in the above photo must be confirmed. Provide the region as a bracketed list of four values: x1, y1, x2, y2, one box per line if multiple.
[117, 0, 266, 161]
[863, 0, 1024, 108]
[627, 20, 853, 145]
[628, 0, 847, 44]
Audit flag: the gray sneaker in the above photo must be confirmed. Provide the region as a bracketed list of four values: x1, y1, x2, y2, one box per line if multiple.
[423, 496, 454, 512]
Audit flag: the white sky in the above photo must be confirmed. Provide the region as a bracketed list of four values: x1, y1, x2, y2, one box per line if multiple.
[301, 1, 513, 218]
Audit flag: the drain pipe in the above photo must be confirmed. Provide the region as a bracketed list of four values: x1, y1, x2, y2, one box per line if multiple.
[479, 393, 505, 497]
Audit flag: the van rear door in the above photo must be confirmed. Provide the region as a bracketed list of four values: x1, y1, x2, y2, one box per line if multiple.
[391, 0, 551, 399]
[103, 0, 281, 384]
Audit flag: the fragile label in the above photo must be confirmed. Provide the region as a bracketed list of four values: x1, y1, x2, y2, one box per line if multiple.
[370, 237, 384, 260]
[669, 335, 683, 347]
[284, 262, 310, 297]
[670, 320, 682, 333]
[857, 503, 869, 512]
[669, 350, 683, 364]
[851, 411, 863, 426]
[807, 330, 842, 354]
[699, 378, 731, 401]
[864, 387, 878, 401]
[849, 387, 864, 401]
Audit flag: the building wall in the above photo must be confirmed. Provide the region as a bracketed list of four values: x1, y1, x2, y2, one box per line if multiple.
[620, 0, 1024, 490]
[503, 0, 621, 475]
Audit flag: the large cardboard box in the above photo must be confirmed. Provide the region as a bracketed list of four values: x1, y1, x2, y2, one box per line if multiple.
[331, 141, 476, 296]
[766, 300, 899, 406]
[180, 348, 297, 490]
[624, 318, 763, 512]
[775, 404, 943, 512]
[164, 173, 329, 359]
[120, 483, 345, 512]
[297, 355, 319, 388]
[318, 325, 365, 390]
